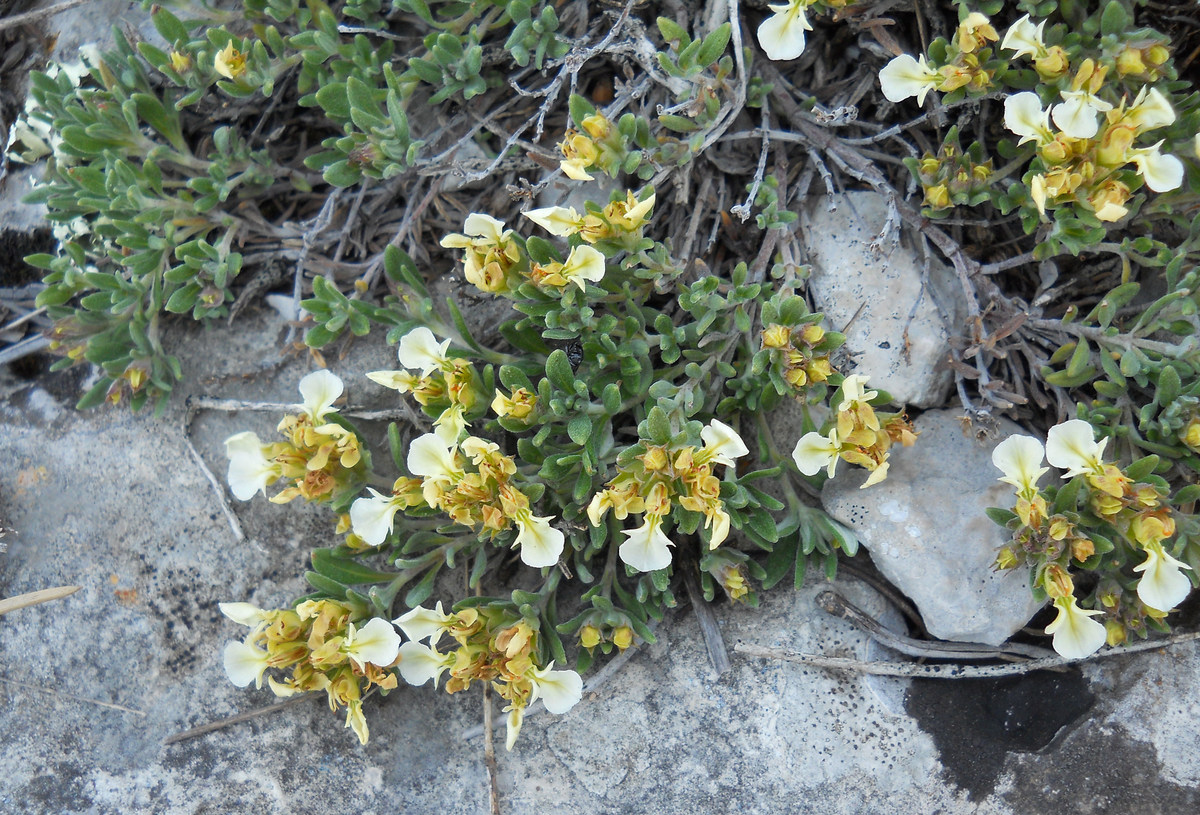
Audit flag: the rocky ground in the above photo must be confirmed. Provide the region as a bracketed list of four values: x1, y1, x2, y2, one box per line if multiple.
[3, 1, 1200, 813]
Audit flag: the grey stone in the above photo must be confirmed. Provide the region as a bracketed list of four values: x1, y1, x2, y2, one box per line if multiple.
[801, 191, 961, 408]
[821, 409, 1045, 646]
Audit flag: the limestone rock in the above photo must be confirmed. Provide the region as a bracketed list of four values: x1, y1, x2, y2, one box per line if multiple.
[801, 191, 961, 407]
[821, 409, 1044, 645]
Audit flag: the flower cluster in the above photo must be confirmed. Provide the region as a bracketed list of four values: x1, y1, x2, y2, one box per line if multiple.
[220, 600, 401, 744]
[879, 12, 999, 105]
[557, 112, 625, 181]
[524, 191, 656, 252]
[760, 320, 833, 390]
[791, 375, 917, 488]
[353, 431, 565, 568]
[991, 419, 1194, 659]
[587, 419, 749, 572]
[224, 370, 364, 504]
[438, 214, 523, 295]
[367, 326, 481, 443]
[395, 603, 582, 749]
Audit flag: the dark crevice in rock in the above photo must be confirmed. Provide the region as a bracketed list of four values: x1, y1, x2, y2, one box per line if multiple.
[905, 669, 1094, 800]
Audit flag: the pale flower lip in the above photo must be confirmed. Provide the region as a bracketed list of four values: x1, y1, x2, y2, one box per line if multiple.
[878, 53, 940, 105]
[407, 433, 462, 484]
[991, 434, 1048, 496]
[350, 488, 402, 546]
[397, 327, 452, 378]
[1000, 13, 1045, 59]
[1044, 595, 1107, 659]
[523, 205, 583, 236]
[298, 369, 344, 423]
[529, 662, 584, 714]
[344, 617, 402, 669]
[1050, 90, 1112, 139]
[515, 512, 566, 568]
[560, 245, 607, 290]
[398, 641, 451, 687]
[757, 1, 813, 62]
[1125, 87, 1176, 133]
[225, 431, 278, 501]
[618, 514, 674, 572]
[792, 429, 840, 478]
[219, 601, 268, 627]
[393, 602, 451, 644]
[700, 418, 750, 467]
[1045, 419, 1107, 477]
[1003, 92, 1054, 145]
[1134, 543, 1193, 612]
[1128, 142, 1184, 192]
[223, 640, 270, 688]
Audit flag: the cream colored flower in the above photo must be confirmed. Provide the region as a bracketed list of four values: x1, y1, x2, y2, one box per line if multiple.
[619, 514, 674, 572]
[397, 641, 453, 687]
[213, 41, 247, 80]
[523, 205, 584, 236]
[298, 369, 344, 423]
[559, 245, 607, 290]
[514, 510, 565, 568]
[407, 433, 462, 485]
[1000, 14, 1046, 60]
[1134, 542, 1193, 612]
[350, 488, 404, 545]
[792, 429, 841, 478]
[224, 431, 281, 501]
[699, 418, 750, 467]
[1125, 87, 1176, 133]
[838, 374, 877, 412]
[344, 618, 402, 670]
[529, 662, 583, 714]
[397, 327, 452, 378]
[757, 1, 813, 62]
[219, 602, 269, 628]
[879, 54, 941, 105]
[393, 602, 453, 645]
[223, 640, 270, 688]
[1045, 595, 1106, 659]
[1045, 419, 1107, 478]
[1127, 142, 1184, 192]
[991, 434, 1048, 498]
[365, 369, 421, 393]
[1051, 90, 1113, 139]
[1003, 92, 1055, 146]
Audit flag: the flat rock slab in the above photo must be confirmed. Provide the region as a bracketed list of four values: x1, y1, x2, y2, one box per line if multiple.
[822, 409, 1045, 646]
[1, 314, 1199, 813]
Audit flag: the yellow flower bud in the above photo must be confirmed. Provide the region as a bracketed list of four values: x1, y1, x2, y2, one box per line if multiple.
[612, 625, 634, 651]
[995, 547, 1020, 570]
[1105, 619, 1126, 647]
[798, 324, 826, 346]
[1116, 49, 1147, 76]
[641, 446, 669, 472]
[761, 324, 791, 349]
[1035, 46, 1069, 80]
[1147, 45, 1170, 67]
[170, 51, 193, 73]
[924, 183, 951, 209]
[1044, 564, 1074, 600]
[579, 624, 602, 650]
[1181, 418, 1200, 452]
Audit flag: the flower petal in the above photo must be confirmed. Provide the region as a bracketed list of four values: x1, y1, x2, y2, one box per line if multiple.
[225, 431, 277, 501]
[1045, 419, 1107, 477]
[1130, 144, 1184, 192]
[407, 433, 461, 483]
[701, 418, 749, 467]
[1000, 14, 1045, 59]
[516, 513, 565, 568]
[345, 618, 402, 668]
[1003, 92, 1053, 145]
[1134, 545, 1193, 612]
[393, 602, 450, 644]
[463, 212, 507, 241]
[879, 54, 939, 105]
[523, 206, 582, 236]
[397, 327, 452, 377]
[1044, 596, 1106, 659]
[561, 244, 607, 290]
[530, 664, 583, 714]
[219, 601, 268, 627]
[756, 2, 811, 62]
[223, 640, 270, 688]
[618, 514, 674, 572]
[792, 431, 839, 477]
[350, 488, 402, 546]
[1051, 93, 1102, 139]
[991, 434, 1048, 495]
[298, 369, 344, 422]
[398, 641, 450, 687]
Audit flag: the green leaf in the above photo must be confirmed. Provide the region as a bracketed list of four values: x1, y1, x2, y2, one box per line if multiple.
[545, 349, 575, 391]
[746, 507, 779, 543]
[984, 507, 1018, 526]
[656, 17, 688, 43]
[315, 81, 351, 120]
[305, 571, 349, 599]
[1158, 365, 1182, 406]
[568, 415, 593, 446]
[645, 405, 671, 445]
[762, 534, 798, 590]
[695, 23, 731, 66]
[312, 549, 397, 584]
[405, 566, 440, 607]
[1052, 476, 1082, 514]
[323, 159, 363, 188]
[1100, 0, 1130, 36]
[1124, 455, 1160, 482]
[151, 6, 189, 44]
